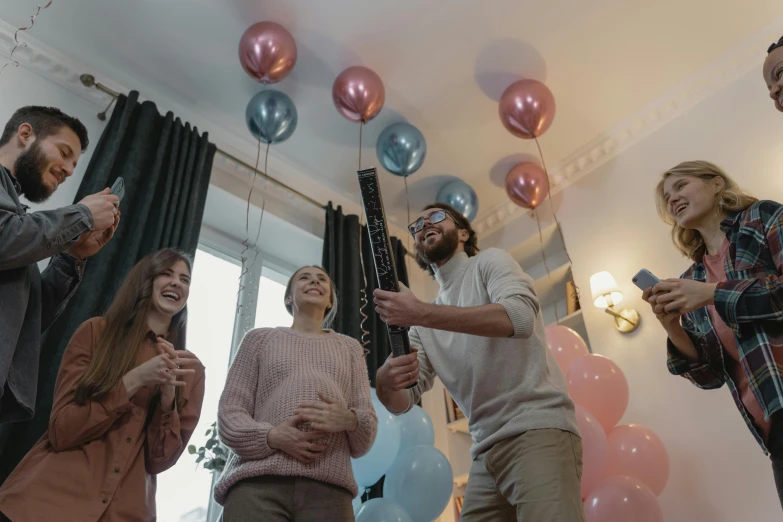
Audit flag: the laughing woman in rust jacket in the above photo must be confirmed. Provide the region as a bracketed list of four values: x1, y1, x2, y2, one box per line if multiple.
[0, 248, 205, 522]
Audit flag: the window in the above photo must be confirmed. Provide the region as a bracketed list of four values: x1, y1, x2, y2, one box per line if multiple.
[255, 266, 293, 329]
[156, 248, 240, 522]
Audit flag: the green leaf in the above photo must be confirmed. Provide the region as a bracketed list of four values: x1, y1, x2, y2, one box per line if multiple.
[204, 460, 215, 470]
[195, 455, 205, 464]
[206, 439, 217, 450]
[187, 445, 196, 455]
[213, 446, 227, 458]
[198, 448, 206, 456]
[205, 428, 212, 436]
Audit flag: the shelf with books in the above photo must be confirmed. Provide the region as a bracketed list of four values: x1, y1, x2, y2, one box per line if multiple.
[531, 262, 572, 308]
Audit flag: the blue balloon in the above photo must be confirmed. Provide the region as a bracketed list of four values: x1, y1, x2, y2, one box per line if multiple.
[396, 405, 434, 458]
[245, 89, 298, 144]
[355, 498, 413, 522]
[352, 495, 363, 515]
[436, 179, 479, 222]
[383, 446, 454, 522]
[351, 397, 401, 488]
[376, 122, 427, 177]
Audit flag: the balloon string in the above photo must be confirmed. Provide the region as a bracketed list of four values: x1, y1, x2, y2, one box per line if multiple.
[404, 175, 412, 273]
[535, 208, 558, 323]
[357, 218, 371, 356]
[0, 1, 53, 76]
[247, 142, 272, 272]
[358, 122, 363, 170]
[534, 136, 580, 313]
[357, 122, 370, 355]
[236, 136, 264, 314]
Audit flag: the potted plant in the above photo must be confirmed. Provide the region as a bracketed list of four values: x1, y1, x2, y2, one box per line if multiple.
[188, 421, 228, 473]
[188, 422, 228, 522]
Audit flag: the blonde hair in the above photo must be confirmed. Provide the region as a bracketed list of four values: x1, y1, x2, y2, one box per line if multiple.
[655, 160, 758, 260]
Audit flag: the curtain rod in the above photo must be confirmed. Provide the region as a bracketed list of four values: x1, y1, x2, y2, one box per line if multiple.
[79, 74, 324, 210]
[78, 74, 417, 261]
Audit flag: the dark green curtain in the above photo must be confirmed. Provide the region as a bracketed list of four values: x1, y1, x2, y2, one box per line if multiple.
[0, 91, 216, 482]
[322, 202, 410, 499]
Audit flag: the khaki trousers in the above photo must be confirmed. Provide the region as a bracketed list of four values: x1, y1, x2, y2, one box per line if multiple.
[223, 475, 354, 522]
[460, 429, 586, 522]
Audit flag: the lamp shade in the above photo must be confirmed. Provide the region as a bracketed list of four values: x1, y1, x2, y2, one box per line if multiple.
[590, 271, 623, 308]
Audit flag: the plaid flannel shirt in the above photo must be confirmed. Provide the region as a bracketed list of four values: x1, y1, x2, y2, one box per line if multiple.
[667, 200, 783, 454]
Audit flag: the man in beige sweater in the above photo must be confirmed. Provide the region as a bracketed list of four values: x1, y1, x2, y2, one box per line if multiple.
[374, 203, 584, 522]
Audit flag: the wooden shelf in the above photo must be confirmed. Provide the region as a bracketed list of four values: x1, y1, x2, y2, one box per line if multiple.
[447, 417, 469, 434]
[454, 472, 469, 487]
[532, 262, 571, 307]
[507, 221, 562, 270]
[547, 309, 583, 330]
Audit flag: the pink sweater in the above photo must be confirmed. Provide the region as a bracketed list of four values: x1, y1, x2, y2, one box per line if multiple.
[213, 327, 377, 504]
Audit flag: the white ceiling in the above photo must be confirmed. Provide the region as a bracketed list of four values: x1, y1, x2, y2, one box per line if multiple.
[2, 0, 782, 224]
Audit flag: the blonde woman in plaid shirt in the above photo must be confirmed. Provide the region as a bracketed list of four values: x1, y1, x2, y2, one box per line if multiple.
[642, 160, 783, 509]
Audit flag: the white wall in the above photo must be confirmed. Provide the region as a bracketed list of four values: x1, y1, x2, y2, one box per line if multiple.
[486, 67, 783, 521]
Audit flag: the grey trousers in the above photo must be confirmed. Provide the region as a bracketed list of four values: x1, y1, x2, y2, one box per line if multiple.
[459, 429, 586, 522]
[222, 475, 354, 522]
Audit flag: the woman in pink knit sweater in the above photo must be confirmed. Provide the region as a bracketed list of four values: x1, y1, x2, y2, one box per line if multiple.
[214, 266, 378, 521]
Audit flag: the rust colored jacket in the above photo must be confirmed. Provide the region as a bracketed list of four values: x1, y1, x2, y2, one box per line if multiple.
[0, 317, 205, 522]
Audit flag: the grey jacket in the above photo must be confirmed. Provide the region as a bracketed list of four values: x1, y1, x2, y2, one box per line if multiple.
[0, 165, 93, 423]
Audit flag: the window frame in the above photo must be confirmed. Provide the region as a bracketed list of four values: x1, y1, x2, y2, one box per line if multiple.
[195, 242, 299, 522]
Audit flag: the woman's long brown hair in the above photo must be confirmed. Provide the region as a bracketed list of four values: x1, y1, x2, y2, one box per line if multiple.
[74, 249, 193, 405]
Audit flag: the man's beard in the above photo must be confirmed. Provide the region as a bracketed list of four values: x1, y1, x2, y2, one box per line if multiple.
[14, 142, 53, 203]
[415, 227, 459, 272]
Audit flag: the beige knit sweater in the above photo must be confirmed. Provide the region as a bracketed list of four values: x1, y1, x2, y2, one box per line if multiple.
[213, 327, 377, 504]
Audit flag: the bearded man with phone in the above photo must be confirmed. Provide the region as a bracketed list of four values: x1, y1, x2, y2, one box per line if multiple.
[0, 106, 121, 424]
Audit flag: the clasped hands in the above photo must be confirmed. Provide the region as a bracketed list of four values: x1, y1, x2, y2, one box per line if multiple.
[268, 393, 357, 463]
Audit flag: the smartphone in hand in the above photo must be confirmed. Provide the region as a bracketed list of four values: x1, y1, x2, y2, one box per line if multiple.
[633, 269, 679, 313]
[632, 269, 660, 291]
[110, 177, 125, 203]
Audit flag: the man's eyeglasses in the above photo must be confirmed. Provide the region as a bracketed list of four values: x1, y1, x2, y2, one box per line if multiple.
[408, 209, 456, 237]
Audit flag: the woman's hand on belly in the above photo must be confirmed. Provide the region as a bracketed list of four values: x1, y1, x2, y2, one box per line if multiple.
[268, 414, 330, 463]
[295, 393, 359, 433]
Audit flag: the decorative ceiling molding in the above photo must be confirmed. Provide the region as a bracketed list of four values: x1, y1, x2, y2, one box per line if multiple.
[2, 17, 780, 241]
[0, 20, 116, 107]
[472, 16, 783, 237]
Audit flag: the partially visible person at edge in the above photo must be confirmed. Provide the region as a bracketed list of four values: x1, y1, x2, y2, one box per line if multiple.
[643, 160, 783, 509]
[0, 105, 120, 424]
[0, 249, 205, 522]
[373, 203, 584, 522]
[763, 35, 783, 113]
[215, 266, 377, 522]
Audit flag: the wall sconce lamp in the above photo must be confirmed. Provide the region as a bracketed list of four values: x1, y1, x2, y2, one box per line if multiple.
[590, 271, 640, 334]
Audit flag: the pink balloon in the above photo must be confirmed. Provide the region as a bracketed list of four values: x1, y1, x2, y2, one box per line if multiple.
[567, 354, 629, 432]
[605, 424, 669, 496]
[505, 162, 549, 210]
[545, 325, 589, 374]
[575, 405, 608, 500]
[332, 66, 385, 123]
[584, 476, 662, 522]
[238, 22, 298, 84]
[498, 79, 556, 139]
